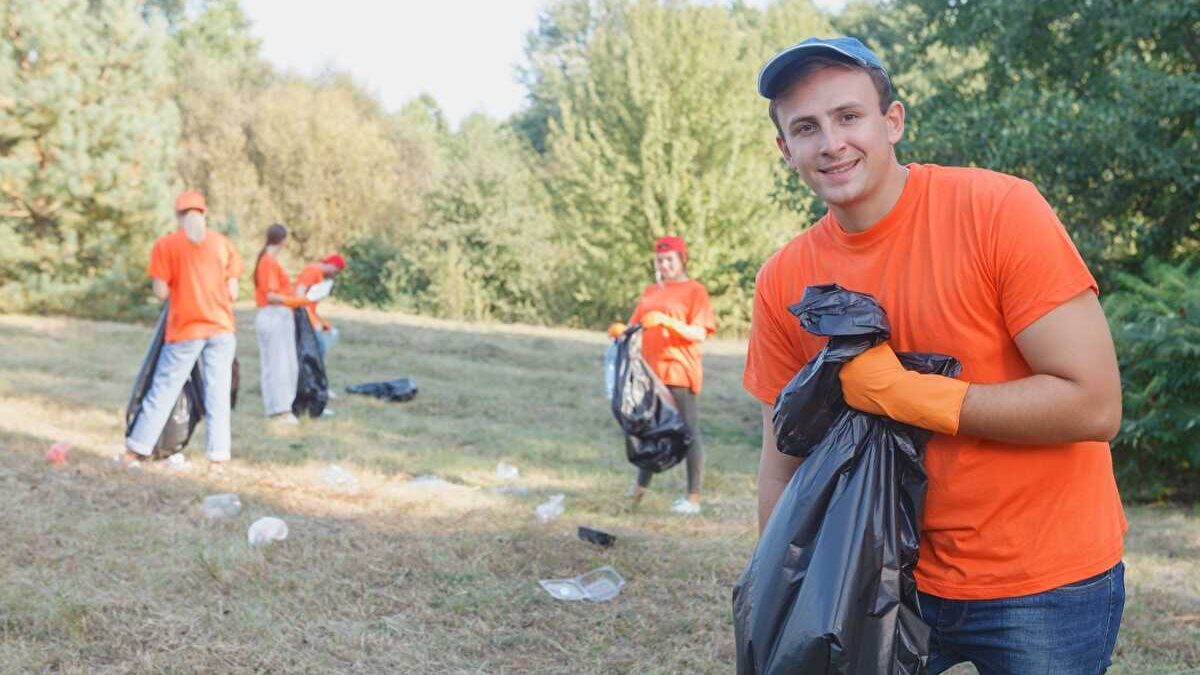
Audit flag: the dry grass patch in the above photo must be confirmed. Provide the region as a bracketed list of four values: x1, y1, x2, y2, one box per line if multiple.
[0, 308, 1194, 674]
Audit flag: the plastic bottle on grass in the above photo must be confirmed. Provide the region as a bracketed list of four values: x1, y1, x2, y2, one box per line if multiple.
[202, 494, 242, 520]
[247, 517, 288, 546]
[536, 494, 565, 523]
[603, 341, 618, 400]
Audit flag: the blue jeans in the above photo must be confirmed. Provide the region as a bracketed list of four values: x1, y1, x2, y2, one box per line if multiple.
[315, 325, 338, 359]
[918, 563, 1125, 675]
[125, 332, 236, 462]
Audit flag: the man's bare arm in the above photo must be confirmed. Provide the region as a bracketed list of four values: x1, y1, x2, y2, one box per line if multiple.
[757, 403, 802, 534]
[957, 290, 1121, 443]
[151, 278, 168, 301]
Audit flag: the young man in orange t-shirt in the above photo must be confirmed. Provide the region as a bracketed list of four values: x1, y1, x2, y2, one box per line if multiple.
[122, 191, 243, 470]
[745, 38, 1126, 673]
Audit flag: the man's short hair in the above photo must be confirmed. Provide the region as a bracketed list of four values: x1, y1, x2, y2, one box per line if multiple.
[768, 56, 895, 138]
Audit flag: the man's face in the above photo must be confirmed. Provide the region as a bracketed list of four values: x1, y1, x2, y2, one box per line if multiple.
[655, 251, 684, 281]
[773, 67, 904, 210]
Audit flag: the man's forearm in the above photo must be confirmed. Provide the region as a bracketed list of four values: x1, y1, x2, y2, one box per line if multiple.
[958, 374, 1120, 444]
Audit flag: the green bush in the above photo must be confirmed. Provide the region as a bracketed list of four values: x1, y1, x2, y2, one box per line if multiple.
[336, 234, 429, 311]
[1104, 258, 1200, 500]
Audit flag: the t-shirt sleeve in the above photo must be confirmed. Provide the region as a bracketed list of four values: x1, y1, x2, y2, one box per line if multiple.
[742, 266, 804, 406]
[147, 238, 171, 283]
[256, 257, 280, 294]
[689, 285, 717, 334]
[628, 291, 647, 326]
[990, 180, 1099, 337]
[225, 240, 244, 279]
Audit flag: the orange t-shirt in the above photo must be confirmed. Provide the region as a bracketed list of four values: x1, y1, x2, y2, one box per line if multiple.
[254, 253, 294, 308]
[295, 263, 325, 329]
[629, 279, 717, 394]
[148, 229, 243, 343]
[743, 163, 1126, 600]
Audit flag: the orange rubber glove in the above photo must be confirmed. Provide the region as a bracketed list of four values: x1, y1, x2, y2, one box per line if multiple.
[607, 322, 627, 339]
[640, 311, 681, 332]
[280, 295, 312, 308]
[838, 342, 970, 435]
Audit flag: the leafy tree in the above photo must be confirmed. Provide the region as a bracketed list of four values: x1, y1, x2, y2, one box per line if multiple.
[531, 0, 831, 330]
[0, 0, 179, 317]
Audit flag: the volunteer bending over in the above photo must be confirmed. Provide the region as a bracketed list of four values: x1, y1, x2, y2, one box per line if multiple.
[610, 236, 716, 515]
[294, 253, 345, 360]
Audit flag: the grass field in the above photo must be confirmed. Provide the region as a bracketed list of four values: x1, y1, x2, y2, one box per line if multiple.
[0, 306, 1197, 674]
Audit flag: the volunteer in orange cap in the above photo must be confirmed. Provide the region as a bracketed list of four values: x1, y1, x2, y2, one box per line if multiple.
[294, 253, 345, 360]
[122, 190, 243, 471]
[746, 37, 1126, 672]
[253, 223, 311, 424]
[608, 236, 716, 515]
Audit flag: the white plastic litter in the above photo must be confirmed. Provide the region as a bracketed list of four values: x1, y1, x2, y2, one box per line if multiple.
[320, 464, 360, 493]
[306, 279, 334, 302]
[202, 493, 242, 520]
[166, 453, 192, 471]
[410, 474, 449, 487]
[535, 493, 566, 523]
[539, 566, 626, 603]
[495, 462, 520, 482]
[247, 516, 289, 546]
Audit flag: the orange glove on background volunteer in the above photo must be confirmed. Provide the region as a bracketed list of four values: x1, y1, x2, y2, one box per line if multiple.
[838, 342, 970, 436]
[607, 322, 627, 339]
[640, 310, 681, 333]
[280, 295, 312, 309]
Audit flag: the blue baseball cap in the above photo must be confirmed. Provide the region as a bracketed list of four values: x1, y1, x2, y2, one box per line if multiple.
[757, 36, 889, 99]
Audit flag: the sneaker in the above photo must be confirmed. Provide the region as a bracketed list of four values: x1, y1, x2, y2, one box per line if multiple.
[279, 413, 300, 425]
[327, 390, 338, 400]
[671, 497, 701, 515]
[321, 408, 336, 418]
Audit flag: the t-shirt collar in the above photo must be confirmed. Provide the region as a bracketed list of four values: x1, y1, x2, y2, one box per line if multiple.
[824, 163, 926, 249]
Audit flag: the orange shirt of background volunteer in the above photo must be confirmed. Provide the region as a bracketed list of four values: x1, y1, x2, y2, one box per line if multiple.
[629, 279, 717, 394]
[148, 229, 243, 343]
[295, 263, 325, 330]
[254, 254, 294, 308]
[743, 164, 1127, 600]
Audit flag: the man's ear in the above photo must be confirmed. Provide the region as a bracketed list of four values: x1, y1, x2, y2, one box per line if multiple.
[885, 100, 906, 145]
[775, 135, 796, 170]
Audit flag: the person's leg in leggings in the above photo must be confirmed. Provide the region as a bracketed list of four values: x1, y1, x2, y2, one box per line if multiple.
[669, 386, 704, 502]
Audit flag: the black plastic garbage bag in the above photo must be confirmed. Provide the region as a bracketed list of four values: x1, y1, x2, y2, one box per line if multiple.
[733, 284, 961, 675]
[292, 307, 329, 418]
[125, 303, 205, 459]
[346, 378, 418, 402]
[610, 325, 691, 473]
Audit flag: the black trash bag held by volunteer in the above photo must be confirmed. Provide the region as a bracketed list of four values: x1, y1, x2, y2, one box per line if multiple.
[125, 303, 205, 459]
[733, 284, 961, 675]
[610, 325, 691, 473]
[346, 378, 418, 402]
[292, 307, 329, 418]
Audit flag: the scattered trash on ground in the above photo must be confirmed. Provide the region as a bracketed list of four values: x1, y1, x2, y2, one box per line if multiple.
[577, 526, 616, 548]
[490, 485, 530, 496]
[409, 474, 449, 487]
[539, 566, 625, 602]
[165, 453, 192, 471]
[202, 493, 242, 520]
[346, 378, 418, 402]
[247, 516, 289, 546]
[320, 464, 360, 493]
[495, 462, 520, 482]
[45, 442, 70, 466]
[535, 493, 565, 522]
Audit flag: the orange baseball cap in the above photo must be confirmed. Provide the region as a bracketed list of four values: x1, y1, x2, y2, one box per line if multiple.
[174, 190, 207, 214]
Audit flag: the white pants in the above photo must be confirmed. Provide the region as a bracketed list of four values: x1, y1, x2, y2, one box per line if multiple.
[255, 306, 298, 416]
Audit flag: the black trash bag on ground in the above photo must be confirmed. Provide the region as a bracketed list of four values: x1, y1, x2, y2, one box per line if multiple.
[292, 307, 328, 417]
[346, 378, 418, 402]
[733, 284, 961, 675]
[610, 325, 691, 473]
[125, 303, 205, 459]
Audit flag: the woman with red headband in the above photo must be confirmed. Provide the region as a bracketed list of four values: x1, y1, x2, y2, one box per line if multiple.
[295, 253, 346, 360]
[609, 235, 717, 514]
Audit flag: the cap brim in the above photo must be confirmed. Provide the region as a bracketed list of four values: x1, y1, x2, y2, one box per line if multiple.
[757, 43, 867, 98]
